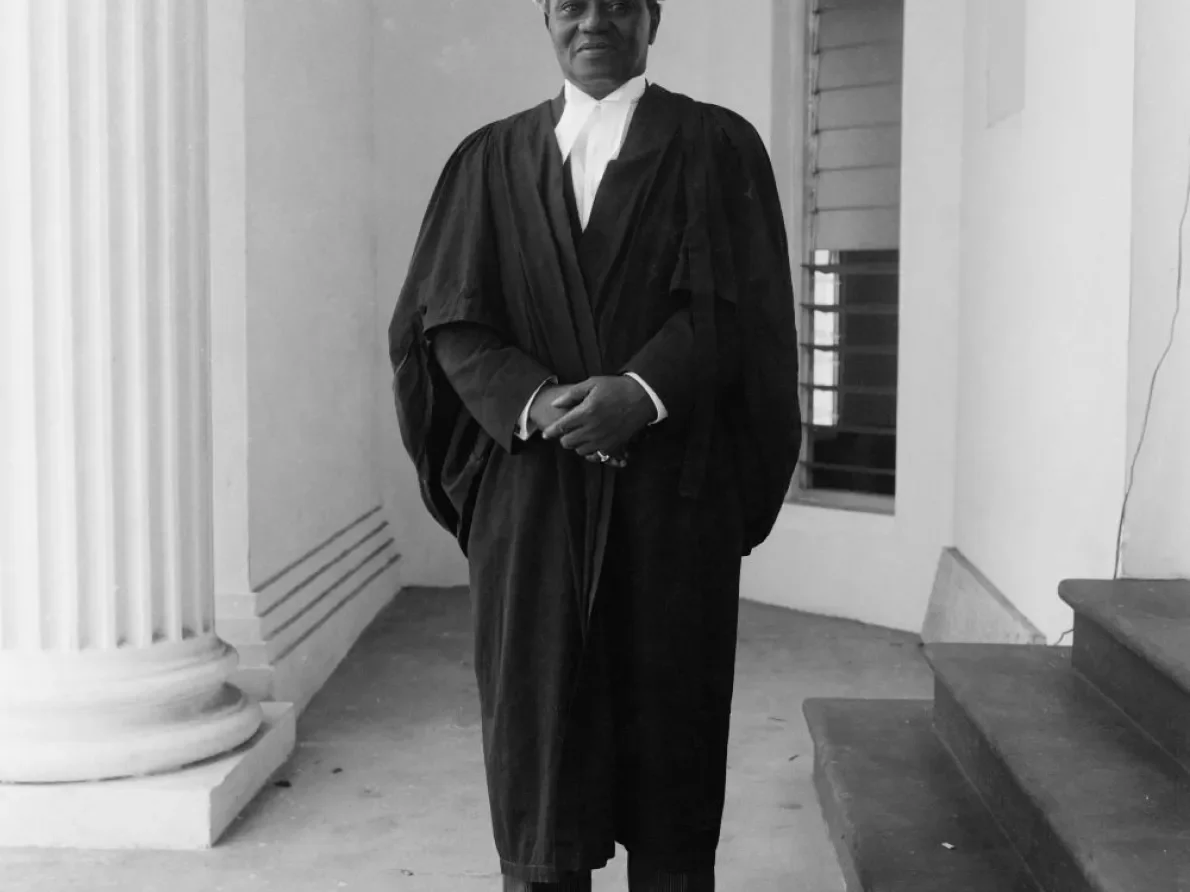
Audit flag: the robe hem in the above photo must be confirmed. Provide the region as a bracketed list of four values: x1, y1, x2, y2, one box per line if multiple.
[498, 844, 718, 882]
[498, 847, 614, 884]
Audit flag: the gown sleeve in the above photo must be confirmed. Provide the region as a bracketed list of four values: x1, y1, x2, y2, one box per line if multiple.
[708, 109, 803, 553]
[388, 125, 553, 536]
[619, 308, 697, 425]
[431, 323, 554, 451]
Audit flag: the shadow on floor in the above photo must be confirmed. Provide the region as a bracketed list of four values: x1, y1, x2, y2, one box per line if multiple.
[0, 588, 933, 892]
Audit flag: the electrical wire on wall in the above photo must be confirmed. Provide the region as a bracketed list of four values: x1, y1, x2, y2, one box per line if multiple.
[1113, 136, 1190, 578]
[1054, 135, 1190, 650]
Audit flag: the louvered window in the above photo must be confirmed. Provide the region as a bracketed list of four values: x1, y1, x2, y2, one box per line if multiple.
[795, 0, 903, 502]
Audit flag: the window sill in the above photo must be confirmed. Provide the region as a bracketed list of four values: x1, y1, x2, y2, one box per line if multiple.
[785, 488, 896, 517]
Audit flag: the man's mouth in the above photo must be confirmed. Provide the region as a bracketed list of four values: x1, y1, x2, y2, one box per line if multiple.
[577, 43, 614, 53]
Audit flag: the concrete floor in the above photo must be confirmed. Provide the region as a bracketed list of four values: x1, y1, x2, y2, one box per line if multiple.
[0, 588, 934, 892]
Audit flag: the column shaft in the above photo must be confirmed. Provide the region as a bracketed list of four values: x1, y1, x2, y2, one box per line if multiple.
[0, 0, 261, 783]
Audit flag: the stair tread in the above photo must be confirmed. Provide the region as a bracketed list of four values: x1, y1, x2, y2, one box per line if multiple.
[804, 698, 1041, 892]
[926, 644, 1190, 890]
[1060, 578, 1190, 694]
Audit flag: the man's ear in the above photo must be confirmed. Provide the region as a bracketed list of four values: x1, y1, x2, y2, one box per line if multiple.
[648, 4, 661, 44]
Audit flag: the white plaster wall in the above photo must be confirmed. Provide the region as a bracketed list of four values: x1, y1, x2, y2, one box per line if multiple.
[952, 0, 1134, 639]
[648, 0, 773, 150]
[209, 0, 252, 595]
[1120, 0, 1190, 579]
[373, 0, 778, 585]
[242, 0, 381, 584]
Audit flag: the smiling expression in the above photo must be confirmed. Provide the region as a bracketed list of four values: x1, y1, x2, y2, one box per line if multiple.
[545, 0, 660, 100]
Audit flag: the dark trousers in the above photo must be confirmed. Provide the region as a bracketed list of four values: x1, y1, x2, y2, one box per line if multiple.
[502, 863, 714, 891]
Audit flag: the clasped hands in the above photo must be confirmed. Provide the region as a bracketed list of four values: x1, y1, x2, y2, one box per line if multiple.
[530, 375, 657, 468]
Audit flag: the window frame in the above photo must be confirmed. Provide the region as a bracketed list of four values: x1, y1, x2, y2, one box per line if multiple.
[785, 0, 902, 515]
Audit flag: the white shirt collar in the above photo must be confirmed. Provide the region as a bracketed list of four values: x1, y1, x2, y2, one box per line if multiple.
[562, 73, 649, 109]
[555, 74, 649, 161]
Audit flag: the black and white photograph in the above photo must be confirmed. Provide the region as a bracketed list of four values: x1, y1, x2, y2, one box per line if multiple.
[0, 1, 1187, 890]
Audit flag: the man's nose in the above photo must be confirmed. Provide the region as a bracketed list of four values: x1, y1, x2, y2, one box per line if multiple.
[579, 6, 609, 31]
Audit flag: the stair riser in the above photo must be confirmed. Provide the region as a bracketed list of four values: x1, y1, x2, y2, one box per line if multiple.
[932, 680, 1093, 892]
[1071, 613, 1190, 770]
[806, 698, 1045, 892]
[810, 759, 867, 892]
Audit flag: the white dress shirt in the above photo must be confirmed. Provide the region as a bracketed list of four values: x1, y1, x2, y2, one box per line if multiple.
[516, 75, 668, 440]
[556, 74, 647, 228]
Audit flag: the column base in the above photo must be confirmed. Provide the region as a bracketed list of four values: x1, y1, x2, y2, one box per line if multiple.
[0, 636, 266, 782]
[0, 702, 295, 850]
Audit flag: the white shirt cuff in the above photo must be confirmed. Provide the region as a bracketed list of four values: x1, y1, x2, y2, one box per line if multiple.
[516, 377, 557, 440]
[624, 372, 667, 424]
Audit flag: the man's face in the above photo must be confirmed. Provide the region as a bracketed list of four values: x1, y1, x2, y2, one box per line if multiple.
[546, 0, 659, 99]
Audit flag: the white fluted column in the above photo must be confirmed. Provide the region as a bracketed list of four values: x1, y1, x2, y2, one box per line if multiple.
[0, 0, 262, 783]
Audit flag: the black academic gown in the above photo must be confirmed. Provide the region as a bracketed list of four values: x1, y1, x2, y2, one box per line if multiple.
[388, 84, 801, 882]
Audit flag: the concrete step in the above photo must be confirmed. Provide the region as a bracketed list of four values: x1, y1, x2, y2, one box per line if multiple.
[803, 698, 1042, 892]
[1059, 578, 1190, 769]
[926, 644, 1188, 892]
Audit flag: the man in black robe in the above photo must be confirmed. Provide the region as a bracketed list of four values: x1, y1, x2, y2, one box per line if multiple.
[388, 1, 801, 889]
